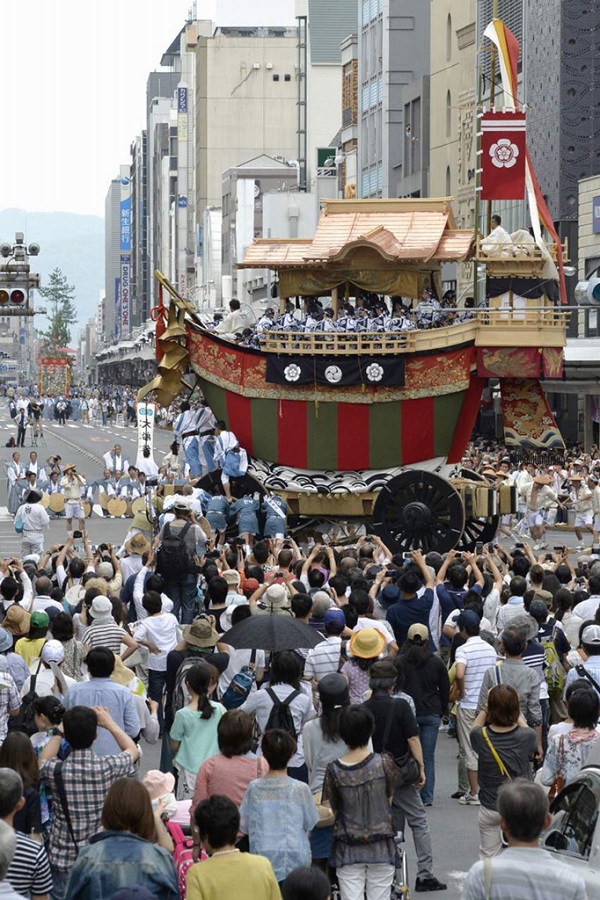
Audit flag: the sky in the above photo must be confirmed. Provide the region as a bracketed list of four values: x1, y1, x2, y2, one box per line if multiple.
[1, 0, 295, 219]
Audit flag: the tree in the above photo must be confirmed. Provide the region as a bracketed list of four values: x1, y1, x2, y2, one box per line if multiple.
[38, 267, 78, 351]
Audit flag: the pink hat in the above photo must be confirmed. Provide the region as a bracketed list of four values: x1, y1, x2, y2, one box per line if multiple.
[142, 770, 175, 800]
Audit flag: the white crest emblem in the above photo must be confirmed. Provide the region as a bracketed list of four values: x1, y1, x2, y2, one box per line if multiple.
[325, 365, 343, 383]
[366, 363, 384, 382]
[489, 137, 519, 169]
[284, 364, 301, 382]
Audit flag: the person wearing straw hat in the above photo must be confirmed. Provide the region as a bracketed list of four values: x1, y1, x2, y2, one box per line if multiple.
[340, 627, 386, 703]
[14, 488, 49, 559]
[60, 464, 87, 539]
[120, 532, 151, 585]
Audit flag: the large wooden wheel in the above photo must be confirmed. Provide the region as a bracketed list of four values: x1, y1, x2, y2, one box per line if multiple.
[372, 470, 465, 554]
[456, 468, 500, 552]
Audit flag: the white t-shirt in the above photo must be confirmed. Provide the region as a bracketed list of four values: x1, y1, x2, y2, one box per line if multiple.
[455, 636, 498, 709]
[30, 596, 63, 614]
[444, 610, 494, 636]
[133, 613, 180, 672]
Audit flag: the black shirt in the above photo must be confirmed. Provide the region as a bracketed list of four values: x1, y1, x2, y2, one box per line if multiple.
[396, 653, 450, 717]
[364, 692, 419, 764]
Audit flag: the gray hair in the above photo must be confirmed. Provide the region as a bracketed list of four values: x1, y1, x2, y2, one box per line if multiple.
[0, 819, 16, 880]
[498, 779, 548, 843]
[0, 769, 23, 820]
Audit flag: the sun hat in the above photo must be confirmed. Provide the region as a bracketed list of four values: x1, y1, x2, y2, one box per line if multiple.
[318, 673, 349, 707]
[124, 532, 151, 556]
[90, 596, 113, 624]
[222, 570, 241, 588]
[96, 561, 114, 580]
[349, 627, 386, 659]
[173, 500, 191, 514]
[25, 489, 43, 504]
[263, 583, 289, 607]
[41, 640, 65, 664]
[407, 623, 429, 643]
[65, 584, 85, 609]
[569, 474, 583, 482]
[30, 611, 49, 629]
[323, 608, 346, 633]
[63, 463, 76, 472]
[183, 617, 219, 648]
[311, 591, 333, 618]
[3, 606, 31, 637]
[582, 624, 600, 646]
[0, 628, 13, 653]
[142, 770, 175, 801]
[533, 474, 552, 485]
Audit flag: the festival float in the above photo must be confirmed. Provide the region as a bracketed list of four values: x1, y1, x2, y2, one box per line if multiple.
[138, 18, 570, 553]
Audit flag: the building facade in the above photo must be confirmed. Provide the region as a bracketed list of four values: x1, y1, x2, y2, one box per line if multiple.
[103, 179, 121, 342]
[358, 0, 430, 199]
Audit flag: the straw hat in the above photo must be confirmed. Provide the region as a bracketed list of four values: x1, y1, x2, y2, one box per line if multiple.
[63, 463, 76, 473]
[3, 606, 30, 637]
[124, 532, 151, 556]
[533, 474, 552, 485]
[349, 627, 386, 659]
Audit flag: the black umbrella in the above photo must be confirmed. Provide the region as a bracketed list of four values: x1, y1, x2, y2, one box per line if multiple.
[221, 615, 325, 653]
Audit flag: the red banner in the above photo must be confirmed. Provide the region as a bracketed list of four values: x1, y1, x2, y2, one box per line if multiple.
[481, 111, 526, 200]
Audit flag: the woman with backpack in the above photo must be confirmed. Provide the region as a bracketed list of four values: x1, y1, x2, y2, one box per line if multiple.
[170, 662, 226, 800]
[241, 650, 314, 783]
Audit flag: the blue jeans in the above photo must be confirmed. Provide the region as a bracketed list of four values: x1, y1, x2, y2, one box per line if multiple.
[416, 713, 441, 805]
[148, 669, 167, 733]
[51, 866, 70, 900]
[166, 573, 198, 624]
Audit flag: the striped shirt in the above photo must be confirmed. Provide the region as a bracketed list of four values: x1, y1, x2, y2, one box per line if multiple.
[304, 637, 343, 682]
[6, 830, 53, 897]
[455, 636, 497, 709]
[81, 622, 127, 654]
[463, 846, 586, 899]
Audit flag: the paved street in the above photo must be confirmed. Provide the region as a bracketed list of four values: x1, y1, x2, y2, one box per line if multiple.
[0, 404, 589, 896]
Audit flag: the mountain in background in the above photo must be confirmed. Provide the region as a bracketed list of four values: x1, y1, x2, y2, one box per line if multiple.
[0, 208, 104, 343]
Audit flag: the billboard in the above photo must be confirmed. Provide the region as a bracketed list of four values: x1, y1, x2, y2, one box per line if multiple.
[119, 172, 132, 336]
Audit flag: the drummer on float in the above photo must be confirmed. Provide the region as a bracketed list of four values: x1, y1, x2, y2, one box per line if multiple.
[60, 463, 87, 538]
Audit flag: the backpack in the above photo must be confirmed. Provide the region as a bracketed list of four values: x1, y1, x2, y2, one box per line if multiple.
[166, 819, 207, 898]
[9, 658, 43, 735]
[172, 653, 211, 722]
[264, 687, 300, 739]
[157, 521, 197, 576]
[221, 650, 257, 710]
[542, 633, 565, 698]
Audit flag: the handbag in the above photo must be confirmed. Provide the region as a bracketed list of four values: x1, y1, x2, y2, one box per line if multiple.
[382, 699, 420, 786]
[13, 516, 23, 534]
[312, 790, 335, 828]
[548, 734, 565, 802]
[54, 761, 79, 854]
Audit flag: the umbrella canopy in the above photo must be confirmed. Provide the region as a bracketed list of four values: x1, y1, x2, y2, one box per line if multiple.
[221, 615, 325, 653]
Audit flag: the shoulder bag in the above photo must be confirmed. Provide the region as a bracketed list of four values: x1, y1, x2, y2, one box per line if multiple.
[54, 761, 79, 853]
[382, 698, 420, 787]
[548, 734, 565, 802]
[481, 726, 511, 779]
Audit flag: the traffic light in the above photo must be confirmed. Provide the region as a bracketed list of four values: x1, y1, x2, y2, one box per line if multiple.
[0, 287, 27, 309]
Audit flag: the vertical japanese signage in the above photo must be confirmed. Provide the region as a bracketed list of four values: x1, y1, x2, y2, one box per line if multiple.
[120, 171, 131, 337]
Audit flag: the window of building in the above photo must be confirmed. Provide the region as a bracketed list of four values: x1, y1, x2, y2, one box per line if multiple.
[284, 74, 291, 81]
[447, 14, 452, 61]
[446, 90, 452, 137]
[273, 73, 280, 81]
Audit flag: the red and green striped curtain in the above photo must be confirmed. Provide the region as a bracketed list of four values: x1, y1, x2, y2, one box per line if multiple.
[201, 378, 482, 470]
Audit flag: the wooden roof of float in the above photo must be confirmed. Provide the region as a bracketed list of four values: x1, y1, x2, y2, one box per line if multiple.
[240, 198, 475, 269]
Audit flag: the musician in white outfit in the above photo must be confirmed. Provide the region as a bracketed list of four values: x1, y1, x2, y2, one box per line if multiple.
[103, 444, 129, 475]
